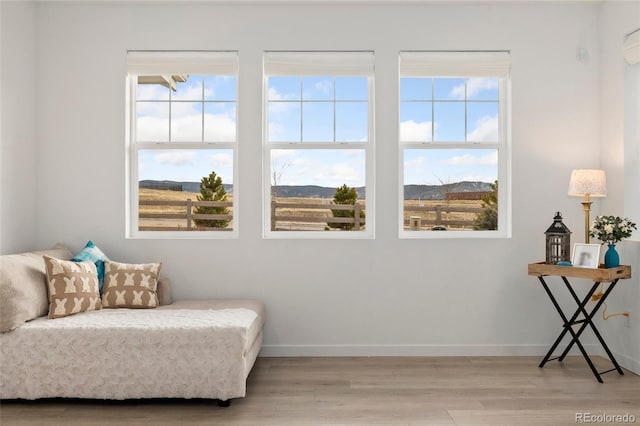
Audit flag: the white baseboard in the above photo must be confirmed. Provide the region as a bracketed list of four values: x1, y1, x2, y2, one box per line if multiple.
[260, 344, 603, 357]
[611, 351, 640, 375]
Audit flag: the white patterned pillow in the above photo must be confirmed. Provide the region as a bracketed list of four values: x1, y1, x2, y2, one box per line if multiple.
[43, 255, 102, 319]
[102, 261, 161, 309]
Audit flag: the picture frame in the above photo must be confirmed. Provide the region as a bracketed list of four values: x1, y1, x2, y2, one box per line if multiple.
[572, 243, 601, 269]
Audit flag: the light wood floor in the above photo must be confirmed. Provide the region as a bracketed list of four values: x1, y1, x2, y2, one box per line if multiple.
[2, 356, 639, 426]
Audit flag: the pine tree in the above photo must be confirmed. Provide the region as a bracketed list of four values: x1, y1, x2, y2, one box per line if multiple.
[194, 171, 230, 229]
[473, 180, 498, 230]
[328, 184, 365, 231]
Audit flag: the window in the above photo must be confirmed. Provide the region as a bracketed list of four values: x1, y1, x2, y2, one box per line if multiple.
[263, 51, 375, 238]
[126, 51, 238, 238]
[399, 51, 511, 238]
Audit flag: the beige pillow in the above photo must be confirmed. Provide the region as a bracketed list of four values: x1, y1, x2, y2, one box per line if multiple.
[0, 246, 73, 332]
[43, 255, 102, 319]
[102, 261, 161, 308]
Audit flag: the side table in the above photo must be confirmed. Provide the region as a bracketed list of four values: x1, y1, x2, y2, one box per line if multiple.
[528, 262, 632, 383]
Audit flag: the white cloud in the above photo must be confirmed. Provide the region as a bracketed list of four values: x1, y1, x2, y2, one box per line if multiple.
[271, 149, 298, 162]
[404, 155, 425, 169]
[136, 101, 169, 118]
[170, 114, 202, 141]
[400, 120, 433, 142]
[209, 153, 233, 168]
[455, 174, 496, 183]
[173, 84, 207, 101]
[292, 157, 307, 166]
[450, 78, 498, 100]
[136, 101, 170, 141]
[272, 151, 365, 187]
[450, 84, 466, 100]
[444, 151, 497, 167]
[137, 108, 235, 142]
[271, 151, 298, 185]
[137, 116, 169, 141]
[138, 161, 149, 175]
[467, 78, 498, 98]
[268, 122, 285, 141]
[314, 80, 332, 95]
[268, 87, 298, 116]
[171, 102, 200, 118]
[314, 162, 361, 187]
[203, 113, 236, 142]
[467, 115, 498, 142]
[136, 85, 169, 101]
[154, 151, 196, 166]
[268, 87, 291, 101]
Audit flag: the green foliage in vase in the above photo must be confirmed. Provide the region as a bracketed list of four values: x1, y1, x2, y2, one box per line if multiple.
[590, 215, 637, 244]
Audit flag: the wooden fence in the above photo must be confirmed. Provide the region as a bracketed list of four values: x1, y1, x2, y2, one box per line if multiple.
[403, 204, 483, 230]
[271, 201, 365, 231]
[138, 199, 481, 231]
[139, 199, 233, 231]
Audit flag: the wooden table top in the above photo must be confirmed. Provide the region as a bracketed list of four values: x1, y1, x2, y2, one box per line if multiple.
[528, 262, 631, 282]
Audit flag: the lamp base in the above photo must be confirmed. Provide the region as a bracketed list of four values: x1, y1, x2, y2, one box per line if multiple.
[581, 200, 592, 244]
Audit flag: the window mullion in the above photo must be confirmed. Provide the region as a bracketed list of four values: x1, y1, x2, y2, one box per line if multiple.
[333, 77, 337, 142]
[431, 78, 435, 142]
[136, 142, 235, 150]
[464, 78, 468, 142]
[201, 79, 205, 142]
[299, 79, 303, 142]
[269, 142, 367, 150]
[168, 85, 172, 142]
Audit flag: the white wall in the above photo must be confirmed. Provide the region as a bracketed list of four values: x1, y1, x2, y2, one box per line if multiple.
[598, 0, 640, 374]
[6, 1, 620, 359]
[0, 1, 37, 254]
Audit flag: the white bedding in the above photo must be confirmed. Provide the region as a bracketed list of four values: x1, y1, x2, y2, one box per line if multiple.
[0, 308, 259, 400]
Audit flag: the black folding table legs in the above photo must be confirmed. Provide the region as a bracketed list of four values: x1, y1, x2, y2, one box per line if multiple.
[537, 276, 624, 383]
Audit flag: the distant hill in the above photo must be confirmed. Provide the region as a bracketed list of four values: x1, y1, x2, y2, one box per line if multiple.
[139, 180, 232, 194]
[139, 180, 492, 200]
[273, 185, 366, 199]
[404, 181, 492, 200]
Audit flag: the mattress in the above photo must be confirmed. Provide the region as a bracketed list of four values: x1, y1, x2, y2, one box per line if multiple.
[0, 305, 262, 401]
[158, 299, 265, 351]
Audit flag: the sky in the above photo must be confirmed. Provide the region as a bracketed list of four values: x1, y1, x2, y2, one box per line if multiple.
[136, 75, 499, 188]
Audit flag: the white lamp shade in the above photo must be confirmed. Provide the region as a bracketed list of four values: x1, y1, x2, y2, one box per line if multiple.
[568, 169, 607, 197]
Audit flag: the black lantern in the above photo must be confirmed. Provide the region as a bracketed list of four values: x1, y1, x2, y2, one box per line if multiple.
[545, 212, 571, 264]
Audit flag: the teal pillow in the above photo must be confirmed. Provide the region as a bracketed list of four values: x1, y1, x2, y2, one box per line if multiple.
[71, 241, 109, 293]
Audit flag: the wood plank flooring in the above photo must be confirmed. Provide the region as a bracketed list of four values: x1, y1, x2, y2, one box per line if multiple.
[2, 356, 639, 426]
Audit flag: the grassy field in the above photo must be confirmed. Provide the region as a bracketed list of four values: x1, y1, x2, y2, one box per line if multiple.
[138, 189, 485, 231]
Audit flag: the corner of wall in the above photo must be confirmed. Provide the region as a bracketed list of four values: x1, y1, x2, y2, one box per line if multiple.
[0, 1, 38, 254]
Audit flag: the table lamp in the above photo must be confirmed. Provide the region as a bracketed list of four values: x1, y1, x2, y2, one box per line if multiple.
[568, 169, 607, 243]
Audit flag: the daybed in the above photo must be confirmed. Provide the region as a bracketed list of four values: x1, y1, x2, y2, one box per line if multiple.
[0, 246, 265, 406]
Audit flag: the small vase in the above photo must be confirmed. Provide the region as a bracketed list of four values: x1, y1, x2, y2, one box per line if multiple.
[604, 244, 620, 268]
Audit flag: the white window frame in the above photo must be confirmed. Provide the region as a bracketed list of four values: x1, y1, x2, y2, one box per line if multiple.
[398, 51, 512, 239]
[125, 51, 239, 239]
[262, 51, 375, 239]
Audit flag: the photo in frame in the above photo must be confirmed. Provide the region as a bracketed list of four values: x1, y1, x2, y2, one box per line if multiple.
[572, 243, 601, 269]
